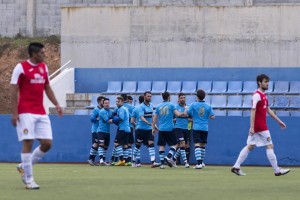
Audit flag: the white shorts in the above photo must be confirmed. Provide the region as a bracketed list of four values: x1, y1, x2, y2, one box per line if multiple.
[16, 114, 53, 142]
[246, 130, 272, 147]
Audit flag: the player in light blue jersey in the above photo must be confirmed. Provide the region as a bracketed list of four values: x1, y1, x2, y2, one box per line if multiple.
[131, 95, 144, 167]
[152, 92, 186, 169]
[97, 98, 113, 166]
[88, 96, 105, 166]
[113, 96, 131, 166]
[172, 93, 190, 168]
[186, 90, 215, 169]
[135, 91, 160, 168]
[121, 94, 135, 166]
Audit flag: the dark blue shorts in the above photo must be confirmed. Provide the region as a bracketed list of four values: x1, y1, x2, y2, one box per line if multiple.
[174, 128, 190, 143]
[135, 129, 154, 145]
[97, 132, 110, 147]
[157, 130, 177, 147]
[114, 130, 129, 145]
[91, 132, 98, 144]
[127, 128, 134, 144]
[193, 130, 208, 144]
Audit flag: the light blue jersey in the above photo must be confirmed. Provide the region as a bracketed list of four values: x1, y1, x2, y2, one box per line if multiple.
[155, 101, 176, 131]
[138, 102, 154, 130]
[116, 105, 131, 132]
[123, 102, 135, 128]
[97, 108, 113, 133]
[90, 106, 101, 133]
[187, 101, 214, 131]
[132, 105, 141, 129]
[175, 104, 189, 130]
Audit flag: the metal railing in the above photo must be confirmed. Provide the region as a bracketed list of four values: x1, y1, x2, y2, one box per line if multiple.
[49, 60, 72, 80]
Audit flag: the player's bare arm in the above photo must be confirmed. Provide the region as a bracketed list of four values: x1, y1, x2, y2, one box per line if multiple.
[140, 116, 150, 125]
[10, 84, 19, 127]
[249, 108, 256, 134]
[210, 115, 216, 120]
[267, 107, 287, 129]
[44, 84, 63, 117]
[152, 114, 158, 134]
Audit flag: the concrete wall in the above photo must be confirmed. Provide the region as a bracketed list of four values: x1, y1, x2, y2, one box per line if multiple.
[61, 6, 300, 68]
[1, 114, 299, 165]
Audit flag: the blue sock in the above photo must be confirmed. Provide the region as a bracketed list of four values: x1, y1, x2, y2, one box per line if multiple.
[173, 148, 181, 161]
[103, 148, 107, 161]
[180, 147, 187, 163]
[115, 145, 124, 161]
[159, 151, 165, 165]
[167, 147, 176, 159]
[148, 144, 155, 163]
[123, 147, 128, 161]
[98, 147, 104, 159]
[200, 147, 206, 163]
[195, 146, 202, 165]
[127, 146, 132, 162]
[89, 147, 97, 161]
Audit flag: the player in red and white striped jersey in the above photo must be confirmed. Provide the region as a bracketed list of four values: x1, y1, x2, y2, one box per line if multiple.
[231, 74, 290, 176]
[11, 42, 62, 189]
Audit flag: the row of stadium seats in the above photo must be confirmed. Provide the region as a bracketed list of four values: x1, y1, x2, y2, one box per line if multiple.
[87, 94, 300, 109]
[104, 81, 300, 94]
[74, 109, 300, 117]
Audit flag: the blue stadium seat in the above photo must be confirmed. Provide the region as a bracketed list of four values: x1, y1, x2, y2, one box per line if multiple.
[74, 109, 89, 115]
[205, 95, 211, 104]
[227, 81, 242, 94]
[289, 96, 300, 108]
[151, 95, 162, 107]
[86, 96, 98, 109]
[268, 81, 274, 93]
[104, 81, 122, 93]
[106, 95, 118, 108]
[197, 81, 212, 93]
[272, 81, 289, 94]
[213, 110, 227, 116]
[182, 81, 197, 93]
[228, 110, 243, 116]
[186, 95, 196, 105]
[242, 81, 257, 94]
[167, 81, 182, 93]
[170, 95, 178, 104]
[290, 111, 300, 117]
[242, 95, 252, 108]
[242, 110, 251, 116]
[152, 81, 167, 93]
[227, 96, 243, 108]
[211, 95, 227, 108]
[121, 81, 137, 93]
[211, 81, 227, 94]
[276, 111, 290, 117]
[268, 95, 274, 107]
[289, 81, 300, 94]
[274, 96, 289, 108]
[135, 81, 152, 93]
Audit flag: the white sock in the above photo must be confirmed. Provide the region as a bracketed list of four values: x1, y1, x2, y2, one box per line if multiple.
[31, 146, 46, 165]
[233, 146, 250, 168]
[21, 153, 34, 183]
[266, 149, 280, 173]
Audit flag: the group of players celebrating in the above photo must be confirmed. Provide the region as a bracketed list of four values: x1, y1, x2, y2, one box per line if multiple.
[87, 90, 214, 169]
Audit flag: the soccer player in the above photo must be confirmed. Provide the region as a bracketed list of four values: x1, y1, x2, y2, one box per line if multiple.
[11, 42, 63, 189]
[186, 89, 215, 169]
[135, 91, 160, 168]
[131, 95, 144, 167]
[121, 94, 135, 166]
[113, 96, 131, 166]
[127, 95, 133, 105]
[97, 98, 113, 166]
[231, 74, 290, 176]
[88, 96, 105, 166]
[152, 92, 186, 169]
[173, 93, 190, 168]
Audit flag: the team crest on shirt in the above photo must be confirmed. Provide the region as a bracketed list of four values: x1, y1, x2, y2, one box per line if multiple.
[38, 67, 44, 74]
[267, 137, 271, 142]
[23, 129, 28, 135]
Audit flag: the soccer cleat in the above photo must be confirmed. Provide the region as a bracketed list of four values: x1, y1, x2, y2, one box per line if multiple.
[136, 163, 141, 167]
[164, 157, 175, 168]
[104, 162, 111, 166]
[151, 162, 160, 168]
[17, 163, 26, 185]
[231, 168, 246, 176]
[184, 163, 190, 168]
[110, 162, 116, 166]
[126, 162, 132, 166]
[88, 159, 96, 166]
[26, 181, 40, 190]
[99, 159, 105, 166]
[194, 164, 203, 169]
[202, 163, 205, 168]
[275, 168, 291, 176]
[160, 165, 165, 169]
[115, 160, 126, 166]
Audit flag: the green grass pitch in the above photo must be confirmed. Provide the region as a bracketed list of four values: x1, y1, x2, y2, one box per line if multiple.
[0, 164, 299, 200]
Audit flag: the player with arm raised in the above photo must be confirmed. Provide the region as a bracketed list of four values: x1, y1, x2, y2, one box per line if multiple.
[231, 74, 290, 176]
[11, 42, 62, 189]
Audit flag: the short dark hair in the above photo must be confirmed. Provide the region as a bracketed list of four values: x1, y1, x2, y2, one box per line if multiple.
[121, 94, 128, 101]
[103, 98, 110, 102]
[162, 92, 170, 101]
[138, 95, 144, 104]
[127, 96, 133, 101]
[178, 92, 185, 98]
[196, 89, 205, 101]
[28, 42, 44, 57]
[256, 74, 270, 87]
[144, 91, 151, 96]
[117, 96, 124, 102]
[97, 96, 105, 103]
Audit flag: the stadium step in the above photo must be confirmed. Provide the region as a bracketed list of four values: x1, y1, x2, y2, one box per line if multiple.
[49, 107, 87, 115]
[66, 93, 101, 101]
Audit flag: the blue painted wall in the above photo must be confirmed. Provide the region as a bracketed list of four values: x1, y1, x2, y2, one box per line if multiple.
[1, 114, 299, 166]
[75, 68, 300, 93]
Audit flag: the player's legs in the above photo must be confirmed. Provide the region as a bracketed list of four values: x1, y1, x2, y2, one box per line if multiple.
[158, 131, 166, 166]
[126, 128, 134, 164]
[20, 139, 34, 185]
[174, 129, 188, 166]
[97, 132, 106, 165]
[114, 130, 126, 166]
[193, 130, 208, 169]
[147, 130, 158, 167]
[88, 133, 99, 165]
[184, 130, 191, 163]
[133, 129, 144, 166]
